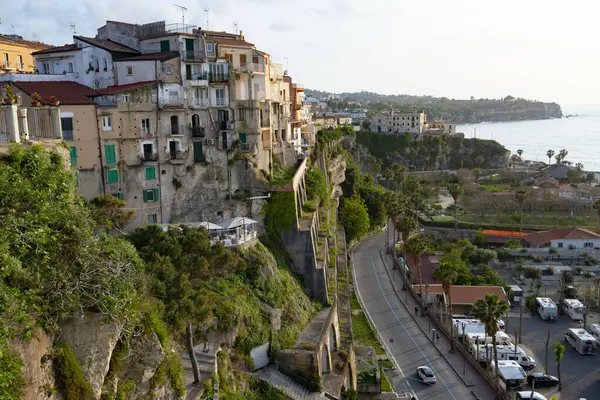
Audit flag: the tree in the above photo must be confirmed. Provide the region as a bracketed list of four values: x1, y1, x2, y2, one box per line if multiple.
[472, 294, 510, 387]
[433, 260, 458, 351]
[555, 149, 568, 164]
[88, 195, 135, 232]
[361, 120, 370, 131]
[396, 215, 418, 289]
[305, 166, 329, 206]
[593, 199, 600, 233]
[341, 195, 370, 242]
[448, 183, 463, 230]
[546, 149, 554, 165]
[510, 154, 520, 168]
[515, 188, 528, 232]
[517, 149, 523, 159]
[391, 163, 405, 192]
[544, 328, 551, 375]
[567, 163, 584, 185]
[554, 341, 565, 390]
[440, 248, 471, 285]
[405, 235, 428, 305]
[524, 267, 542, 292]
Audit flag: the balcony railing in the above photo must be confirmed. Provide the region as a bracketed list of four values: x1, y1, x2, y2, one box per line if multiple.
[235, 63, 265, 73]
[181, 50, 206, 62]
[190, 98, 210, 108]
[168, 150, 187, 162]
[141, 153, 158, 162]
[161, 96, 184, 107]
[218, 121, 234, 131]
[191, 126, 205, 137]
[209, 73, 229, 83]
[168, 125, 185, 136]
[1, 61, 17, 71]
[214, 98, 226, 107]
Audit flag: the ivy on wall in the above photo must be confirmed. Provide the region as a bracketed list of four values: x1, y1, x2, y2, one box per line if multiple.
[263, 192, 297, 234]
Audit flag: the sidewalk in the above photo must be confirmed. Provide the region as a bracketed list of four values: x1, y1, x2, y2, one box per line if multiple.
[378, 249, 497, 400]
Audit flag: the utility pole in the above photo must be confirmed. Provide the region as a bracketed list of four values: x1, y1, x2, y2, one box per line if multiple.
[518, 297, 524, 343]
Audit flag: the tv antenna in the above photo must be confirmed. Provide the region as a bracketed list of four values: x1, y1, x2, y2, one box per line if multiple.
[174, 4, 188, 25]
[233, 22, 239, 34]
[204, 7, 210, 30]
[10, 24, 15, 35]
[69, 23, 76, 35]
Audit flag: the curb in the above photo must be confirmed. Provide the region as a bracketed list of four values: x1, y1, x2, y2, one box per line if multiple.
[376, 243, 477, 396]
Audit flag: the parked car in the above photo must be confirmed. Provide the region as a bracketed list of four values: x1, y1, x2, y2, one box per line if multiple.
[516, 391, 548, 400]
[526, 373, 559, 388]
[416, 366, 436, 384]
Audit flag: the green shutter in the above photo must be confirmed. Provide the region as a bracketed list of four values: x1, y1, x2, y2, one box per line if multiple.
[145, 167, 156, 180]
[193, 142, 204, 163]
[143, 190, 148, 203]
[104, 144, 116, 165]
[113, 192, 124, 200]
[70, 146, 77, 166]
[107, 169, 119, 183]
[153, 189, 160, 202]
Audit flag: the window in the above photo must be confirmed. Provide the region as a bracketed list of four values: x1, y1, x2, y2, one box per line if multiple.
[43, 62, 50, 74]
[17, 55, 23, 70]
[193, 142, 204, 163]
[145, 167, 157, 180]
[102, 116, 113, 131]
[70, 146, 77, 166]
[61, 117, 74, 140]
[160, 40, 170, 53]
[170, 115, 180, 135]
[252, 56, 258, 64]
[106, 168, 119, 183]
[225, 54, 233, 62]
[103, 58, 108, 70]
[113, 192, 124, 201]
[237, 108, 245, 121]
[206, 43, 214, 53]
[126, 66, 133, 75]
[120, 94, 130, 103]
[141, 118, 151, 135]
[3, 53, 8, 67]
[142, 143, 155, 161]
[165, 64, 173, 75]
[143, 188, 159, 203]
[584, 242, 594, 248]
[557, 242, 563, 248]
[239, 54, 247, 66]
[215, 88, 225, 106]
[169, 90, 179, 101]
[148, 214, 158, 224]
[68, 62, 73, 73]
[104, 144, 116, 165]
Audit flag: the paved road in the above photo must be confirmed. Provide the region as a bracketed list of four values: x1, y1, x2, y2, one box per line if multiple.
[352, 233, 483, 400]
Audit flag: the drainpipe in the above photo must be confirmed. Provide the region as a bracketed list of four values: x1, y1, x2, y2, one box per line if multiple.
[96, 110, 107, 196]
[155, 60, 164, 223]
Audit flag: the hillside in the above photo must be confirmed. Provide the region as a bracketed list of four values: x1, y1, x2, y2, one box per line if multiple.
[306, 90, 563, 123]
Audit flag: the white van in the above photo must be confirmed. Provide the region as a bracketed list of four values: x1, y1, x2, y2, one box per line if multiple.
[563, 298, 586, 321]
[492, 360, 527, 390]
[472, 344, 536, 370]
[464, 331, 511, 346]
[516, 392, 548, 400]
[509, 285, 523, 305]
[564, 328, 597, 355]
[589, 323, 600, 340]
[535, 297, 557, 322]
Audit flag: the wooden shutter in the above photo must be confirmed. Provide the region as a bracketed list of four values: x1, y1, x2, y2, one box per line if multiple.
[143, 190, 148, 203]
[104, 144, 116, 165]
[145, 167, 156, 180]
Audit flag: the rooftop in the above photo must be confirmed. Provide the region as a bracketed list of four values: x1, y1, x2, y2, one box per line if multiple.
[414, 284, 509, 306]
[115, 51, 179, 62]
[95, 81, 156, 95]
[213, 37, 255, 48]
[524, 227, 600, 246]
[13, 81, 98, 105]
[32, 44, 79, 55]
[74, 36, 139, 55]
[0, 34, 52, 50]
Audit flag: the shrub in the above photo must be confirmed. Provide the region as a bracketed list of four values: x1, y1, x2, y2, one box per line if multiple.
[526, 295, 537, 313]
[55, 342, 93, 400]
[0, 347, 25, 400]
[305, 166, 329, 206]
[302, 201, 316, 212]
[549, 247, 558, 254]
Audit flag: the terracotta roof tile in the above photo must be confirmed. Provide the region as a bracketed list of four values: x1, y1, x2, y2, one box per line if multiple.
[95, 81, 156, 95]
[0, 35, 52, 50]
[524, 227, 600, 247]
[115, 51, 179, 62]
[413, 284, 508, 306]
[214, 38, 254, 48]
[482, 230, 528, 237]
[32, 44, 79, 55]
[13, 81, 98, 105]
[74, 36, 139, 54]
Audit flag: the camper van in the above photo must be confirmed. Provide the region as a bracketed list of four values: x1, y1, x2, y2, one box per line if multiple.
[453, 319, 485, 339]
[564, 328, 597, 355]
[589, 324, 600, 341]
[535, 297, 557, 322]
[464, 331, 511, 346]
[563, 299, 586, 321]
[492, 360, 527, 390]
[472, 344, 536, 370]
[509, 285, 523, 305]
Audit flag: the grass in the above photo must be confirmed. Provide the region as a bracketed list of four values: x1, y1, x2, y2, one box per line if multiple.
[458, 211, 597, 229]
[479, 184, 511, 192]
[352, 311, 385, 355]
[350, 292, 360, 309]
[429, 215, 455, 222]
[378, 359, 394, 369]
[381, 369, 393, 392]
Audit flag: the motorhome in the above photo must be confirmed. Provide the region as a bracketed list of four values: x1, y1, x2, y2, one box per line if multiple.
[563, 299, 585, 321]
[472, 344, 536, 370]
[589, 324, 600, 341]
[564, 328, 597, 355]
[509, 285, 523, 305]
[535, 297, 557, 322]
[464, 331, 511, 346]
[453, 319, 485, 340]
[492, 360, 527, 390]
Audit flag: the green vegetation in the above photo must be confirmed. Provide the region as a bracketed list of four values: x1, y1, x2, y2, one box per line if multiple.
[55, 342, 93, 400]
[351, 312, 385, 354]
[305, 166, 329, 206]
[0, 349, 25, 400]
[270, 156, 296, 187]
[350, 292, 361, 309]
[341, 195, 370, 242]
[263, 192, 297, 233]
[381, 369, 393, 392]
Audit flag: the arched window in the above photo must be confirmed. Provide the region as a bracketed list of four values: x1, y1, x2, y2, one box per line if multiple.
[192, 114, 200, 128]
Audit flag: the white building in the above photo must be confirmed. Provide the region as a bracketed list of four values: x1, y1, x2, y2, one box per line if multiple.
[524, 227, 600, 249]
[369, 110, 426, 135]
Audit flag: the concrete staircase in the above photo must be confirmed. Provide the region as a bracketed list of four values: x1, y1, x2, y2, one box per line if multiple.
[256, 365, 327, 400]
[181, 343, 220, 399]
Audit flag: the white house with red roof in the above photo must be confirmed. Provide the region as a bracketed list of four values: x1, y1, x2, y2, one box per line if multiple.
[523, 227, 600, 249]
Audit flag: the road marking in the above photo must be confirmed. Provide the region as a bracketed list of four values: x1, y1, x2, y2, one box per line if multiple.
[369, 255, 459, 400]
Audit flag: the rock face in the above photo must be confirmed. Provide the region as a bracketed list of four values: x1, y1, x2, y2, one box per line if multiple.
[122, 332, 165, 398]
[59, 313, 122, 398]
[11, 329, 57, 400]
[328, 154, 346, 188]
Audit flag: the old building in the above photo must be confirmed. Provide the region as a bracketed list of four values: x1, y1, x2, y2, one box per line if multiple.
[0, 34, 50, 74]
[370, 110, 426, 135]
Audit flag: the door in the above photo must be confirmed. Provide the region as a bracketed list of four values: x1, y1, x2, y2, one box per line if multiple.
[143, 143, 153, 160]
[193, 142, 204, 163]
[169, 141, 177, 159]
[185, 38, 194, 59]
[218, 110, 228, 130]
[215, 88, 225, 107]
[239, 132, 247, 151]
[221, 132, 228, 150]
[61, 117, 74, 141]
[239, 54, 247, 67]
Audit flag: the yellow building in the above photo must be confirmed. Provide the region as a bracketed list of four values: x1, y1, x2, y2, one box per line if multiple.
[0, 34, 51, 74]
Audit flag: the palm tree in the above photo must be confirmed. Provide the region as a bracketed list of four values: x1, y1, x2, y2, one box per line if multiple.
[515, 188, 528, 232]
[397, 215, 418, 289]
[391, 163, 405, 192]
[405, 235, 428, 305]
[517, 149, 523, 159]
[448, 183, 463, 231]
[433, 260, 458, 351]
[510, 154, 520, 169]
[554, 341, 565, 390]
[546, 149, 554, 165]
[472, 294, 510, 387]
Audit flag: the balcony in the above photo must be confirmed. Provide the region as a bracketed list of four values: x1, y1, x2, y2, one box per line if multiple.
[214, 98, 227, 107]
[0, 61, 17, 71]
[168, 125, 185, 136]
[181, 50, 206, 62]
[234, 63, 265, 74]
[190, 98, 210, 109]
[165, 23, 199, 35]
[218, 121, 235, 131]
[160, 96, 184, 109]
[209, 73, 229, 83]
[184, 73, 208, 87]
[191, 126, 205, 137]
[140, 153, 158, 163]
[168, 150, 187, 164]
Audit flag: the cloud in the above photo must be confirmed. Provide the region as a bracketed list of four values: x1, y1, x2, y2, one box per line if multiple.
[268, 23, 291, 32]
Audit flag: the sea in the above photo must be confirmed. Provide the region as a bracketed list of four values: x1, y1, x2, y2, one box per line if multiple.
[457, 106, 600, 172]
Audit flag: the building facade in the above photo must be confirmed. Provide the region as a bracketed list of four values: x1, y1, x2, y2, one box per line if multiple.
[0, 34, 50, 74]
[370, 110, 426, 135]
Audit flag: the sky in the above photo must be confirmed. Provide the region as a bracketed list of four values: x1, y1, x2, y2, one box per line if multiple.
[3, 0, 600, 106]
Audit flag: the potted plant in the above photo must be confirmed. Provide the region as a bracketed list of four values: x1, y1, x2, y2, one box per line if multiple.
[2, 83, 18, 105]
[31, 92, 42, 107]
[47, 96, 60, 106]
